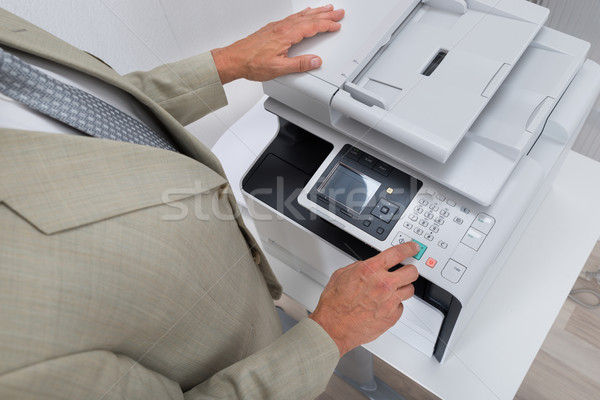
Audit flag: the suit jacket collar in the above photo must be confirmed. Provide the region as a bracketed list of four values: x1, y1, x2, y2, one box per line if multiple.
[0, 129, 226, 234]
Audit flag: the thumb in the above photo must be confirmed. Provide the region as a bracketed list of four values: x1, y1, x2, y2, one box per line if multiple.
[287, 54, 322, 74]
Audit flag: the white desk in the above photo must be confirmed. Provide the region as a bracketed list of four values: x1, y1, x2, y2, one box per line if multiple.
[213, 99, 600, 400]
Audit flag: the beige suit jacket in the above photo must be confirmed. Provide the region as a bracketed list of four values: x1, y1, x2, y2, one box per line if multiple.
[0, 8, 339, 400]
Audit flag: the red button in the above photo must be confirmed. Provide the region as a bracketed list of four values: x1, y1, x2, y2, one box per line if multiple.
[426, 258, 437, 268]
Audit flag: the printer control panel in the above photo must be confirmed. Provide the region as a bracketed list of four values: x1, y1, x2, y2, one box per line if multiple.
[304, 144, 496, 286]
[391, 187, 495, 284]
[306, 144, 422, 240]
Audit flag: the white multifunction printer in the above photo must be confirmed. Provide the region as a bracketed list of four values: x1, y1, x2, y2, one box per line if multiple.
[223, 0, 600, 362]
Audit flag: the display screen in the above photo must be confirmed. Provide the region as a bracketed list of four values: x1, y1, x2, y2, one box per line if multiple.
[318, 163, 381, 214]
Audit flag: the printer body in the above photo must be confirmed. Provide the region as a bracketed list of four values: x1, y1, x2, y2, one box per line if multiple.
[240, 0, 600, 362]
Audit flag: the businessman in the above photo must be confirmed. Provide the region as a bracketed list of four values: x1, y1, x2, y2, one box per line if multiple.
[0, 5, 419, 399]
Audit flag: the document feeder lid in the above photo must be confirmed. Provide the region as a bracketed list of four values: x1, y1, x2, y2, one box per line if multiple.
[287, 0, 549, 163]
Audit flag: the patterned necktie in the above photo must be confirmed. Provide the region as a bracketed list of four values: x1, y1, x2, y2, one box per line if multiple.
[0, 48, 177, 152]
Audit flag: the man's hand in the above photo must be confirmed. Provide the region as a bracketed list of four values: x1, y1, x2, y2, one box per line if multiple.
[211, 5, 344, 84]
[309, 242, 420, 357]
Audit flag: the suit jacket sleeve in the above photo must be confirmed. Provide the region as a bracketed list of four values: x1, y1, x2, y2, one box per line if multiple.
[185, 318, 340, 400]
[0, 320, 338, 400]
[123, 52, 228, 127]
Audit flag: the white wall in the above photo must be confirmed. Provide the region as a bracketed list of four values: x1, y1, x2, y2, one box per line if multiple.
[0, 0, 293, 148]
[540, 0, 600, 162]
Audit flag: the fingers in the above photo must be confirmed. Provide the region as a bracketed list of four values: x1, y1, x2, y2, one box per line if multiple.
[391, 263, 419, 293]
[396, 280, 415, 302]
[288, 17, 342, 46]
[289, 6, 344, 44]
[366, 242, 421, 272]
[299, 5, 334, 16]
[360, 243, 419, 294]
[278, 54, 321, 75]
[297, 5, 345, 21]
[306, 17, 343, 35]
[313, 8, 345, 23]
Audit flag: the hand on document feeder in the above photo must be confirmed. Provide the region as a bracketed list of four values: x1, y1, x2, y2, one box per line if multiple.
[239, 0, 600, 362]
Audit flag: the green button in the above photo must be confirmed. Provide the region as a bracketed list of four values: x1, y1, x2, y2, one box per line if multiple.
[412, 240, 427, 260]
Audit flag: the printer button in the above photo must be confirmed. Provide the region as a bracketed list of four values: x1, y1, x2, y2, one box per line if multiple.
[359, 154, 377, 168]
[411, 240, 427, 260]
[371, 200, 399, 223]
[340, 208, 353, 217]
[442, 260, 467, 283]
[316, 194, 329, 205]
[461, 228, 486, 251]
[392, 232, 413, 246]
[374, 161, 392, 176]
[471, 213, 495, 235]
[426, 258, 437, 268]
[346, 146, 362, 161]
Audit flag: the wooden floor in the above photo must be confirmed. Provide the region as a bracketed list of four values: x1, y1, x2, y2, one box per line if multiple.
[312, 240, 600, 400]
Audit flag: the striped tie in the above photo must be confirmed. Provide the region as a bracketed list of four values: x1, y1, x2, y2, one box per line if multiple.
[0, 47, 177, 152]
